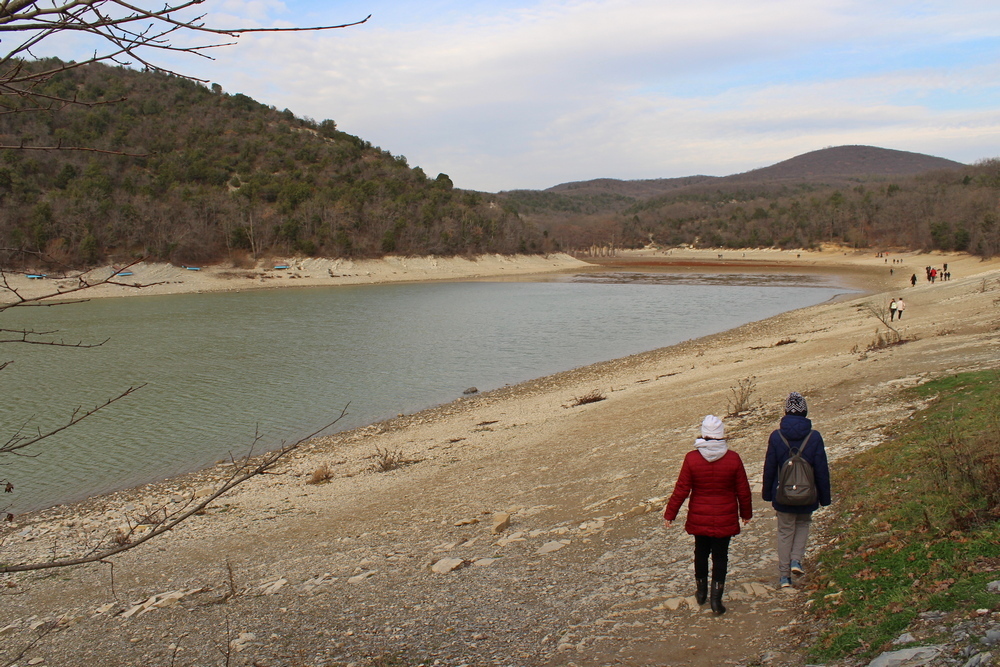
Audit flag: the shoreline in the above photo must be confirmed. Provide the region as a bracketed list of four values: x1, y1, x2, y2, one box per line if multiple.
[3, 247, 1000, 666]
[2, 246, 990, 522]
[2, 245, 963, 302]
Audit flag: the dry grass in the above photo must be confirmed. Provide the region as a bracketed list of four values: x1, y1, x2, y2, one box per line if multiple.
[305, 463, 334, 485]
[727, 375, 757, 416]
[866, 328, 901, 351]
[569, 389, 606, 407]
[367, 447, 418, 473]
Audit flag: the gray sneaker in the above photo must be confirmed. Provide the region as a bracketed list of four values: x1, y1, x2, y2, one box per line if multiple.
[780, 576, 793, 588]
[791, 560, 805, 576]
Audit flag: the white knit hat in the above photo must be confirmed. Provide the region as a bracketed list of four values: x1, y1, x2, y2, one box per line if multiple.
[701, 414, 725, 439]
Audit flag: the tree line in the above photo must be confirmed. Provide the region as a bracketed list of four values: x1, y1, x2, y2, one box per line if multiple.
[502, 162, 1000, 257]
[0, 59, 549, 269]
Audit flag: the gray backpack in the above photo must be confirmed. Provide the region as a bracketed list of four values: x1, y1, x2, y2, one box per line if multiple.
[775, 431, 817, 506]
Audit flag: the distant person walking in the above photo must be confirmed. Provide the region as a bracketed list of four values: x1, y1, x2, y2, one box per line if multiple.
[762, 393, 831, 588]
[911, 273, 917, 287]
[896, 298, 905, 320]
[889, 298, 898, 321]
[664, 415, 752, 615]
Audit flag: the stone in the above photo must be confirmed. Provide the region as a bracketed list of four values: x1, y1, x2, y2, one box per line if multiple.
[453, 517, 480, 526]
[347, 571, 377, 584]
[463, 387, 478, 394]
[491, 512, 511, 534]
[983, 630, 1000, 646]
[987, 580, 1000, 593]
[537, 540, 569, 555]
[623, 505, 651, 519]
[866, 646, 943, 667]
[664, 598, 682, 611]
[260, 578, 287, 595]
[962, 653, 991, 667]
[472, 558, 499, 567]
[892, 633, 916, 645]
[231, 632, 256, 653]
[431, 558, 465, 573]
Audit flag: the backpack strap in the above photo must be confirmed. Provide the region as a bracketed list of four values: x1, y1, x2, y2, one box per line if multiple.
[778, 430, 814, 456]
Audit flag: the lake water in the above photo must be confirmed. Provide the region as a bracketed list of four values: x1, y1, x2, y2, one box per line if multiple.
[0, 271, 854, 513]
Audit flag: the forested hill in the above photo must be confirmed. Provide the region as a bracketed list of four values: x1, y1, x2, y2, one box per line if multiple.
[499, 146, 1000, 256]
[0, 60, 547, 268]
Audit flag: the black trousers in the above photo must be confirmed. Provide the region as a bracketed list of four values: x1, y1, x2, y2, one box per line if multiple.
[694, 535, 732, 582]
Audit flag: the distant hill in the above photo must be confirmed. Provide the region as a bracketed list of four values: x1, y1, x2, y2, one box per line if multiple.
[520, 146, 965, 203]
[497, 146, 999, 257]
[724, 145, 965, 183]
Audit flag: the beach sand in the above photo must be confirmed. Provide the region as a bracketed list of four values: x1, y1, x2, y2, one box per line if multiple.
[1, 247, 998, 666]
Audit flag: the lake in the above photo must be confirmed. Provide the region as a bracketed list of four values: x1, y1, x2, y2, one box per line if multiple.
[0, 271, 854, 513]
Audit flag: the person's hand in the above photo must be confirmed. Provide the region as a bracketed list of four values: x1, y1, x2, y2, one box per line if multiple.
[663, 519, 673, 528]
[742, 518, 752, 526]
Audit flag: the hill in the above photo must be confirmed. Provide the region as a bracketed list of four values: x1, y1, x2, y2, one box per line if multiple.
[0, 59, 548, 268]
[725, 145, 965, 183]
[498, 146, 999, 256]
[508, 145, 965, 204]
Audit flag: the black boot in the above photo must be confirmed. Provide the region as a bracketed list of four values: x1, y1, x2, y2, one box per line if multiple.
[710, 580, 726, 615]
[695, 577, 708, 605]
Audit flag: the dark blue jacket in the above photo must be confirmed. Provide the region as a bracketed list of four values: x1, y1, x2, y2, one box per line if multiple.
[762, 414, 832, 513]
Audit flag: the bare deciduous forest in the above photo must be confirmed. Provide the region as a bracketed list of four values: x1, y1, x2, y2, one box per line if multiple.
[0, 60, 548, 268]
[2, 60, 999, 269]
[500, 147, 1000, 257]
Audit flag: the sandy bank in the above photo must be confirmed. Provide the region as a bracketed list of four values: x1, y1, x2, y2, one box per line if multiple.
[1, 253, 590, 301]
[3, 246, 983, 302]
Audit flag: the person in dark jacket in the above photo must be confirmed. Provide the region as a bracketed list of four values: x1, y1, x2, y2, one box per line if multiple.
[664, 415, 753, 615]
[762, 392, 832, 588]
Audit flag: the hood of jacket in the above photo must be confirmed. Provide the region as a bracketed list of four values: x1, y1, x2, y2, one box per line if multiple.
[695, 438, 728, 462]
[779, 414, 813, 442]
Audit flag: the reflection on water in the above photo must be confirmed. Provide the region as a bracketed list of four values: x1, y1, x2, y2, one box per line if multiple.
[0, 273, 854, 512]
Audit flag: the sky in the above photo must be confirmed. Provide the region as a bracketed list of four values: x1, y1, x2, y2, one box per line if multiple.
[28, 0, 1000, 191]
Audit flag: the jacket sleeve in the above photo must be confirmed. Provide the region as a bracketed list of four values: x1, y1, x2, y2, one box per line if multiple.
[663, 456, 693, 521]
[761, 432, 780, 502]
[812, 433, 832, 506]
[735, 454, 753, 520]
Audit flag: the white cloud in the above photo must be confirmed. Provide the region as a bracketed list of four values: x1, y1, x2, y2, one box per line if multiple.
[28, 0, 1000, 189]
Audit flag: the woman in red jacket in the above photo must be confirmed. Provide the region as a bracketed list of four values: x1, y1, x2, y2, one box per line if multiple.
[663, 415, 753, 615]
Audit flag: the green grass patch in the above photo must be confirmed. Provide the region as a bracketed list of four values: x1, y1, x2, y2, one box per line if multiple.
[808, 369, 1000, 661]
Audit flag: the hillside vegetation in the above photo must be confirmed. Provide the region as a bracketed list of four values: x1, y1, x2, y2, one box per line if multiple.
[501, 147, 1000, 257]
[0, 60, 546, 268]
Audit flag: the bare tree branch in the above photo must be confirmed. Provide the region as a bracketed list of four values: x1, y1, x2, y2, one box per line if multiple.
[1, 384, 142, 457]
[0, 2, 369, 152]
[0, 405, 349, 573]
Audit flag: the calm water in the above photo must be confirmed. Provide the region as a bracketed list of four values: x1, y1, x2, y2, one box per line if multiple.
[1, 272, 853, 513]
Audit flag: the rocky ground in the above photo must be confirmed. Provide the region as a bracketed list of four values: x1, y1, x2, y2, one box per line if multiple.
[1, 249, 999, 667]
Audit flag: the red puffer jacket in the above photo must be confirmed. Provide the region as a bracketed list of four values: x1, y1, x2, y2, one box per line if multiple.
[663, 448, 753, 538]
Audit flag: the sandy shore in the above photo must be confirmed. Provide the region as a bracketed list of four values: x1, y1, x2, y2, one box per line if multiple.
[1, 253, 591, 301]
[2, 247, 999, 666]
[1, 246, 975, 301]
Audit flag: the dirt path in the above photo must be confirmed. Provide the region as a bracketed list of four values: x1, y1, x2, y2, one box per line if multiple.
[1, 250, 998, 666]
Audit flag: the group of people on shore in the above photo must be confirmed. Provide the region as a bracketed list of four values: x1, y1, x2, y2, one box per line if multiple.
[662, 392, 831, 615]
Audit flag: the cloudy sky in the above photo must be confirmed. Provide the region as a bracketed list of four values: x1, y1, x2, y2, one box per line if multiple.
[35, 0, 1000, 191]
